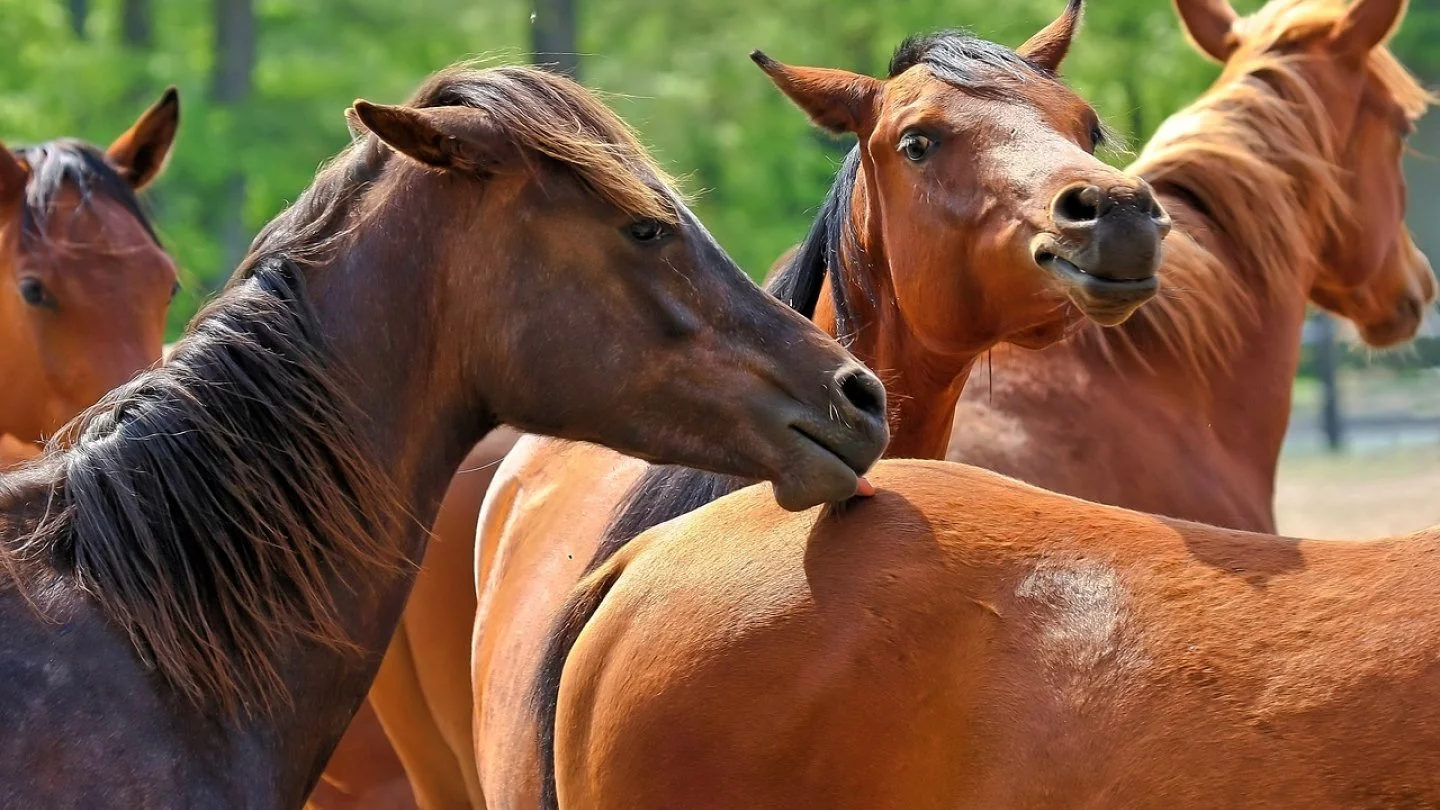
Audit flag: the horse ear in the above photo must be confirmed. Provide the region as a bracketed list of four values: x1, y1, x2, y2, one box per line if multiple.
[107, 86, 180, 191]
[1331, 0, 1406, 62]
[1018, 0, 1084, 73]
[1173, 0, 1240, 63]
[751, 51, 881, 136]
[349, 100, 516, 173]
[0, 145, 27, 216]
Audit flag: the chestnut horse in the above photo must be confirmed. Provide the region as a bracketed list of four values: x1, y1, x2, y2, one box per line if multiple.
[552, 453, 1440, 809]
[543, 3, 1440, 807]
[0, 89, 181, 464]
[949, 0, 1434, 532]
[0, 65, 886, 807]
[436, 7, 1170, 809]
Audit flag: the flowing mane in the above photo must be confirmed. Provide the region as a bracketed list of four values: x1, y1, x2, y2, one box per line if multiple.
[0, 260, 407, 719]
[1078, 0, 1432, 373]
[12, 139, 159, 250]
[0, 64, 681, 720]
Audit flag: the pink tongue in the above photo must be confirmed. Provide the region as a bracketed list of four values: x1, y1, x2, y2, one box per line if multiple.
[854, 476, 876, 498]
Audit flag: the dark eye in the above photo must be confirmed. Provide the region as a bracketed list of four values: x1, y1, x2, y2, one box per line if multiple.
[1089, 125, 1106, 151]
[626, 218, 670, 244]
[170, 280, 182, 302]
[18, 277, 52, 309]
[898, 131, 934, 162]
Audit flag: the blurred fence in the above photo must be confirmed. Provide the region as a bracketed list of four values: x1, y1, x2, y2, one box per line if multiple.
[1291, 312, 1440, 454]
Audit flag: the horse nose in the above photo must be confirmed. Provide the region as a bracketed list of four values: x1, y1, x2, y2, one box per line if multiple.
[1049, 181, 1170, 281]
[834, 365, 886, 428]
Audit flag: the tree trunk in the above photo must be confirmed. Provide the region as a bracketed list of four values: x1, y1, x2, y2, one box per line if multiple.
[68, 0, 89, 39]
[1314, 313, 1345, 452]
[119, 0, 156, 208]
[531, 0, 580, 79]
[121, 0, 152, 48]
[211, 0, 256, 273]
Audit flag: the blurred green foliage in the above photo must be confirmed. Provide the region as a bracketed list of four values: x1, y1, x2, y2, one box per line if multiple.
[1, 0, 1434, 339]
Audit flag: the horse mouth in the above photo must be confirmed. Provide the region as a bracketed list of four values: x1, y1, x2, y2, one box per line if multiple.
[1357, 297, 1429, 349]
[764, 424, 869, 512]
[1034, 247, 1159, 327]
[791, 424, 869, 477]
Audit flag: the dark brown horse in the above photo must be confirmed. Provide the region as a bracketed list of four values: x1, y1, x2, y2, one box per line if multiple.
[0, 89, 181, 456]
[0, 66, 885, 807]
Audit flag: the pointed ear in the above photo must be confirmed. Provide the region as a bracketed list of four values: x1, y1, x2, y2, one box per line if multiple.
[1018, 0, 1084, 73]
[751, 51, 881, 135]
[349, 100, 516, 173]
[1174, 0, 1240, 63]
[0, 145, 27, 217]
[1331, 0, 1406, 62]
[107, 86, 180, 190]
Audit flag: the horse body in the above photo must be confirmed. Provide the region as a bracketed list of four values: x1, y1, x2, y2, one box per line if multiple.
[951, 0, 1434, 531]
[0, 66, 883, 806]
[470, 439, 647, 805]
[556, 459, 1440, 809]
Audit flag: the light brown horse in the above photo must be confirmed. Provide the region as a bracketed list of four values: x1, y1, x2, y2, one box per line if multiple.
[949, 0, 1434, 532]
[552, 454, 1440, 809]
[441, 7, 1171, 809]
[0, 89, 181, 459]
[0, 65, 886, 807]
[542, 3, 1440, 806]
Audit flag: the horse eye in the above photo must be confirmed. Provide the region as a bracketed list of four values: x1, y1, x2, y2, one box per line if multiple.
[626, 218, 670, 244]
[18, 277, 52, 309]
[170, 280, 182, 302]
[1090, 126, 1106, 151]
[899, 132, 934, 163]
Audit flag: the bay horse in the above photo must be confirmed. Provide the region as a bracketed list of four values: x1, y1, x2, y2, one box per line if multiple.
[0, 88, 181, 463]
[0, 65, 887, 807]
[541, 2, 1440, 807]
[441, 6, 1171, 809]
[949, 0, 1434, 532]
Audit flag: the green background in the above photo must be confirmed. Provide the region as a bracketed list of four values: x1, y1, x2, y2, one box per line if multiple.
[2, 0, 1437, 341]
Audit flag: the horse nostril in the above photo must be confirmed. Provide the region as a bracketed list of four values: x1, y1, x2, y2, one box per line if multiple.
[1133, 184, 1171, 230]
[1053, 184, 1103, 227]
[1404, 294, 1425, 322]
[836, 368, 886, 422]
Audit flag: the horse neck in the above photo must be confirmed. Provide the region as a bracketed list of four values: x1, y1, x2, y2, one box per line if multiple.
[1160, 198, 1312, 494]
[814, 176, 976, 460]
[1092, 67, 1342, 501]
[237, 183, 492, 797]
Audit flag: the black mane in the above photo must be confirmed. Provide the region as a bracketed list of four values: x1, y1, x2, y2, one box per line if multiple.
[889, 28, 1058, 89]
[13, 139, 158, 249]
